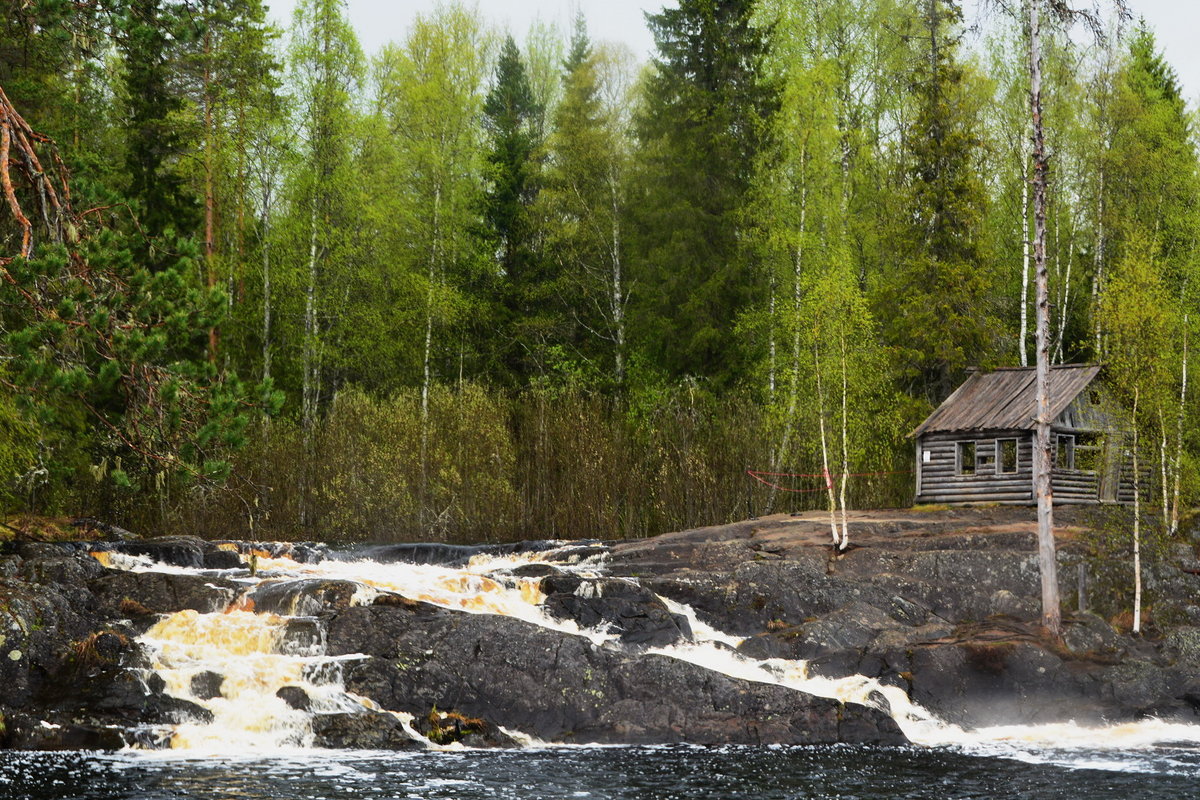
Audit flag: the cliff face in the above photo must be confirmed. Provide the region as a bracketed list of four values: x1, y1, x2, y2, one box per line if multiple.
[0, 507, 1198, 751]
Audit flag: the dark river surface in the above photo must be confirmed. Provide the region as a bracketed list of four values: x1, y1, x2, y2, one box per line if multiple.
[2, 744, 1198, 800]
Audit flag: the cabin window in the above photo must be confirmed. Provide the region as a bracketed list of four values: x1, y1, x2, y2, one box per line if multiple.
[999, 439, 1018, 474]
[1075, 433, 1101, 473]
[977, 440, 997, 473]
[957, 441, 976, 475]
[1055, 435, 1076, 470]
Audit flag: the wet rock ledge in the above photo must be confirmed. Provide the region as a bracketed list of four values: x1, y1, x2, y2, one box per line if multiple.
[3, 505, 1198, 750]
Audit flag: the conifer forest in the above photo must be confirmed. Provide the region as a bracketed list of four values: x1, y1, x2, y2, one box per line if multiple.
[0, 0, 1196, 544]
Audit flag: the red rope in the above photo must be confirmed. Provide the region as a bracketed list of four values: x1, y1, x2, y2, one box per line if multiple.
[745, 468, 916, 494]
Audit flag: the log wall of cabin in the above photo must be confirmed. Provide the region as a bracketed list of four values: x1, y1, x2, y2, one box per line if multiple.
[915, 431, 1035, 504]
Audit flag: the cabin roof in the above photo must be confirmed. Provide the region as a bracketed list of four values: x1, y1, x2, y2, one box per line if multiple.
[911, 364, 1102, 437]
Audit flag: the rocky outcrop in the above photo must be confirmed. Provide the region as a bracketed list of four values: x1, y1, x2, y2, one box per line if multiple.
[4, 506, 1200, 751]
[325, 603, 903, 745]
[607, 508, 1200, 729]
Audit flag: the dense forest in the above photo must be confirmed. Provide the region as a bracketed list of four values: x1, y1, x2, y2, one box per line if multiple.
[0, 0, 1195, 544]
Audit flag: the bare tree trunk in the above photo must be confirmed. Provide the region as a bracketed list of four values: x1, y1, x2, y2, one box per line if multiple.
[765, 164, 807, 516]
[1019, 158, 1031, 367]
[1054, 209, 1078, 363]
[837, 331, 851, 550]
[1030, 0, 1061, 636]
[1172, 313, 1188, 536]
[420, 187, 442, 535]
[608, 166, 625, 386]
[1132, 389, 1142, 635]
[1159, 404, 1169, 532]
[814, 343, 841, 550]
[203, 25, 219, 362]
[302, 198, 320, 433]
[1091, 167, 1106, 357]
[260, 193, 272, 384]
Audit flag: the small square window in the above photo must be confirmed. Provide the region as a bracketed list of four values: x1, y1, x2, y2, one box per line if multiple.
[958, 441, 976, 475]
[999, 439, 1018, 474]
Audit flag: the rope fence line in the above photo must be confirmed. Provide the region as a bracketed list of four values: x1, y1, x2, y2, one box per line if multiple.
[746, 468, 916, 494]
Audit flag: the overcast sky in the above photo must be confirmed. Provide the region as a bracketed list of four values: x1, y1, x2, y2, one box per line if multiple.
[264, 0, 1198, 101]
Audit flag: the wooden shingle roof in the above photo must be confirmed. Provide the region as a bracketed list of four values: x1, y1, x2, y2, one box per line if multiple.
[911, 364, 1102, 437]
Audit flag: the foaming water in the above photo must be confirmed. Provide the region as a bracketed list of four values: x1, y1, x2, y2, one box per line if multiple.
[92, 542, 1200, 763]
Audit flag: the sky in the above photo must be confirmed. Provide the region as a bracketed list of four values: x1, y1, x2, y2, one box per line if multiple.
[264, 0, 1199, 101]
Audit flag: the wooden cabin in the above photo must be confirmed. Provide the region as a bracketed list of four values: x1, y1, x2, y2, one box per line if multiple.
[912, 365, 1139, 506]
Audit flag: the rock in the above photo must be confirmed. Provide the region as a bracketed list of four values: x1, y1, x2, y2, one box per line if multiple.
[191, 671, 224, 700]
[1162, 627, 1200, 666]
[248, 579, 361, 616]
[327, 603, 905, 746]
[540, 575, 692, 647]
[109, 536, 207, 568]
[310, 711, 421, 749]
[202, 549, 243, 570]
[414, 709, 518, 748]
[89, 571, 240, 615]
[276, 686, 311, 711]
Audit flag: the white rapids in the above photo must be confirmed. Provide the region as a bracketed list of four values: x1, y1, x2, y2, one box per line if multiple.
[95, 542, 1200, 759]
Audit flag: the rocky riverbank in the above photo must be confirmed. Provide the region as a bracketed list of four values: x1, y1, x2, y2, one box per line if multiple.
[1, 507, 1197, 750]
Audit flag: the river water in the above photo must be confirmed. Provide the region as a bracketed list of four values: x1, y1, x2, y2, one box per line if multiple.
[3, 744, 1200, 800]
[3, 542, 1200, 798]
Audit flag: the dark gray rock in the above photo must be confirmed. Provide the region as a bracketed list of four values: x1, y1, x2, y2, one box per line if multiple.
[249, 579, 361, 617]
[109, 536, 207, 568]
[276, 686, 311, 711]
[89, 570, 240, 615]
[310, 710, 421, 749]
[191, 671, 224, 700]
[203, 549, 243, 570]
[327, 603, 904, 746]
[540, 575, 692, 647]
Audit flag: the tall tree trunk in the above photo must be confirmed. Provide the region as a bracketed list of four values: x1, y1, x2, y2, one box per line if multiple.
[814, 342, 841, 549]
[302, 198, 320, 434]
[1091, 163, 1106, 357]
[203, 23, 218, 362]
[1054, 209, 1078, 363]
[1029, 0, 1061, 636]
[260, 192, 272, 384]
[420, 187, 442, 535]
[1019, 157, 1030, 367]
[609, 165, 625, 386]
[837, 331, 851, 550]
[765, 162, 807, 516]
[1172, 312, 1188, 536]
[1132, 389, 1142, 635]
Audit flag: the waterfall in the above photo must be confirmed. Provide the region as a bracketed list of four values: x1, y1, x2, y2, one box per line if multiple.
[95, 544, 1200, 755]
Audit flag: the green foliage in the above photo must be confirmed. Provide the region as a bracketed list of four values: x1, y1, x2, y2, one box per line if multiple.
[881, 0, 997, 401]
[631, 0, 779, 385]
[0, 236, 277, 495]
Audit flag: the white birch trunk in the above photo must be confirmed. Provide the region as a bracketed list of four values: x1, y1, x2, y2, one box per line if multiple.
[1020, 159, 1031, 367]
[814, 343, 840, 549]
[1172, 313, 1188, 536]
[838, 332, 851, 550]
[765, 163, 807, 516]
[1132, 389, 1142, 635]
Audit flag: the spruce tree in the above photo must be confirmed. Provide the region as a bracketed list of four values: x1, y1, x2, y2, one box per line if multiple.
[882, 0, 994, 401]
[480, 35, 550, 385]
[631, 0, 778, 385]
[120, 0, 200, 261]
